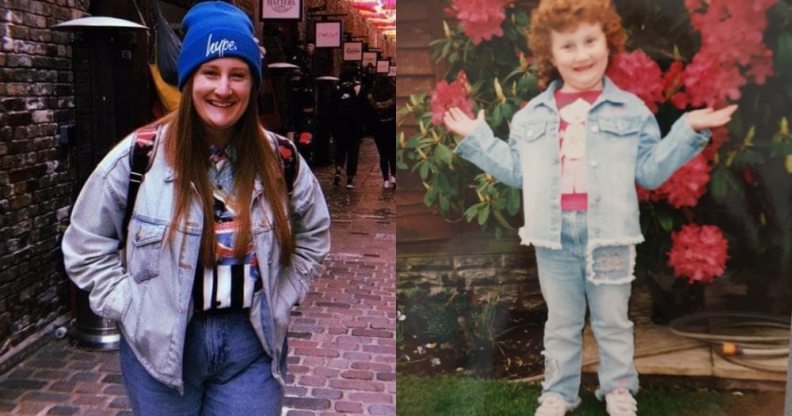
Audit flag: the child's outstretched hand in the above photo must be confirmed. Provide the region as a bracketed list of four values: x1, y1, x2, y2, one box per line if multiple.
[444, 107, 485, 137]
[685, 104, 738, 132]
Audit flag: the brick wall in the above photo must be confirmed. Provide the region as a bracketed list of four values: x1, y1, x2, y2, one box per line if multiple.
[398, 248, 544, 312]
[0, 0, 88, 353]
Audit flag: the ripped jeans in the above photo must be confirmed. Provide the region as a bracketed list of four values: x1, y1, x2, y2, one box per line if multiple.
[535, 211, 639, 407]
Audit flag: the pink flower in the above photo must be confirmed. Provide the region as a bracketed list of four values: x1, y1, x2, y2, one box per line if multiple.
[656, 154, 712, 208]
[430, 71, 475, 126]
[680, 0, 776, 107]
[682, 51, 746, 108]
[668, 224, 729, 283]
[670, 92, 689, 110]
[663, 61, 688, 109]
[636, 185, 662, 203]
[747, 49, 774, 84]
[606, 51, 665, 113]
[454, 0, 508, 45]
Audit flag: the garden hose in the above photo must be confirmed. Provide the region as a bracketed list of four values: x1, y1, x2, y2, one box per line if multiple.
[512, 311, 791, 383]
[668, 311, 790, 373]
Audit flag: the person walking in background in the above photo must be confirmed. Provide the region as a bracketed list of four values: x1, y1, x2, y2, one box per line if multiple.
[330, 67, 366, 189]
[443, 0, 736, 415]
[61, 2, 331, 415]
[366, 75, 397, 189]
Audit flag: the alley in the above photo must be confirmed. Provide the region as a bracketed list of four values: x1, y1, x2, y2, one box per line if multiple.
[0, 137, 396, 416]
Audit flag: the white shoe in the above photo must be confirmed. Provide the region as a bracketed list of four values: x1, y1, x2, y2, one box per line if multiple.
[389, 175, 396, 186]
[535, 393, 577, 416]
[383, 179, 392, 189]
[605, 388, 637, 416]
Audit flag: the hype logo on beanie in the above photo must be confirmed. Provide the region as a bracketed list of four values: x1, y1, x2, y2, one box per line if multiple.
[177, 1, 263, 89]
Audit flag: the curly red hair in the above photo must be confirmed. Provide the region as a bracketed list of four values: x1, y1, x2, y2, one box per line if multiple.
[527, 0, 627, 89]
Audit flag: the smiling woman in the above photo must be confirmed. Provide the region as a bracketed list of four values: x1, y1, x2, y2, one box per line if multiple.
[191, 58, 253, 144]
[61, 2, 331, 416]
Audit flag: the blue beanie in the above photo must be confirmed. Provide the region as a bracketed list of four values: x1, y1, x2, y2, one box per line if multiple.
[177, 1, 262, 89]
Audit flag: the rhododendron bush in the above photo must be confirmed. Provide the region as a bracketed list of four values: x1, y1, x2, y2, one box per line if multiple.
[398, 0, 792, 309]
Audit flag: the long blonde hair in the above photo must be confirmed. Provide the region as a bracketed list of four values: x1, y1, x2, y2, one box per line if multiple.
[161, 81, 294, 267]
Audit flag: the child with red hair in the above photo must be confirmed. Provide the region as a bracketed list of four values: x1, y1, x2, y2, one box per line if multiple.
[445, 0, 736, 414]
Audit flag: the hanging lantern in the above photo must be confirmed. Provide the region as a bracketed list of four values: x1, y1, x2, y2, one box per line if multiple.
[381, 0, 396, 10]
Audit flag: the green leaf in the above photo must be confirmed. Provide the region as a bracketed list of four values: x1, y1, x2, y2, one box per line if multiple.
[464, 203, 481, 222]
[419, 160, 430, 179]
[428, 38, 445, 48]
[518, 74, 538, 96]
[406, 135, 423, 149]
[438, 194, 450, 212]
[776, 31, 792, 74]
[709, 164, 729, 202]
[709, 165, 744, 202]
[423, 187, 437, 207]
[515, 9, 529, 26]
[501, 103, 515, 123]
[477, 205, 491, 225]
[433, 171, 450, 194]
[435, 143, 453, 166]
[506, 187, 521, 215]
[732, 149, 766, 168]
[770, 139, 792, 157]
[492, 105, 503, 127]
[657, 210, 674, 232]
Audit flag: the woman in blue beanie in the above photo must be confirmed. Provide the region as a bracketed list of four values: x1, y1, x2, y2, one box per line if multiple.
[62, 2, 331, 415]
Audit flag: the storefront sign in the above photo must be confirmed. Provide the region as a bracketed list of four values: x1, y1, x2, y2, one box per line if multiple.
[363, 51, 378, 68]
[376, 59, 390, 73]
[343, 42, 363, 61]
[261, 0, 301, 20]
[315, 21, 341, 48]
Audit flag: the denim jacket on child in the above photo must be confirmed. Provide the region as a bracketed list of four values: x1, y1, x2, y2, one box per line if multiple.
[455, 77, 710, 284]
[62, 125, 330, 393]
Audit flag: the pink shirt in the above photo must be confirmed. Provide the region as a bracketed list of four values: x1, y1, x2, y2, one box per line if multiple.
[555, 89, 601, 211]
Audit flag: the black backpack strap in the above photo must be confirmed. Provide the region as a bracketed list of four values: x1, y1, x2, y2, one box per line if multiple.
[267, 131, 299, 194]
[120, 126, 158, 247]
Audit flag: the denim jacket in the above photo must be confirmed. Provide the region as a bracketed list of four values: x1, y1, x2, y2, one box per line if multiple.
[455, 77, 710, 284]
[62, 125, 331, 392]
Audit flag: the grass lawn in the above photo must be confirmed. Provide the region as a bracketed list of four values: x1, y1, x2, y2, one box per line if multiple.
[397, 375, 782, 415]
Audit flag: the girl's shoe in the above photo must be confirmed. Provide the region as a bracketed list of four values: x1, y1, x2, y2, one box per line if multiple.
[389, 175, 396, 186]
[605, 388, 637, 416]
[383, 179, 392, 189]
[535, 393, 578, 416]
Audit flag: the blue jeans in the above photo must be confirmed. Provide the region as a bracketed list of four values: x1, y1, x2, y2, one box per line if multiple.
[535, 211, 639, 407]
[120, 310, 283, 416]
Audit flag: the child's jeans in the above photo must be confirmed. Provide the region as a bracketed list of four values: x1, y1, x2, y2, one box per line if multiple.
[535, 210, 639, 407]
[120, 309, 283, 416]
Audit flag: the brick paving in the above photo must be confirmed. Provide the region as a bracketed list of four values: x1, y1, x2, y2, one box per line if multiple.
[0, 137, 396, 415]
